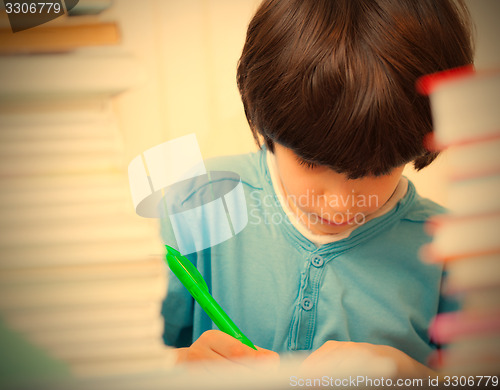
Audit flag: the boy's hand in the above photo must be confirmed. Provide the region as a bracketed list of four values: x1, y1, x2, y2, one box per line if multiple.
[300, 340, 435, 379]
[176, 330, 280, 369]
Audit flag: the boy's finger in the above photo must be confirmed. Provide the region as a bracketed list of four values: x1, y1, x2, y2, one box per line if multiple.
[254, 346, 280, 370]
[196, 330, 256, 360]
[198, 330, 280, 366]
[255, 346, 280, 361]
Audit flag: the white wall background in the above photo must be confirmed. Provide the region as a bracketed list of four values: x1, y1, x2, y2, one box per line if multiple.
[110, 0, 500, 206]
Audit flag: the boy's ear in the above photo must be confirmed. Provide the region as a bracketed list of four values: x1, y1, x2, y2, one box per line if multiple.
[423, 133, 438, 152]
[264, 137, 275, 153]
[413, 151, 440, 171]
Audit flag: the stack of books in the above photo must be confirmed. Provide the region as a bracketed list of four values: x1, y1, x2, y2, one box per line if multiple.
[0, 2, 173, 384]
[419, 67, 500, 375]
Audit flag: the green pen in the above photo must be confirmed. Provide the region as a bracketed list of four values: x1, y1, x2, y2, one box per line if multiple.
[165, 245, 257, 350]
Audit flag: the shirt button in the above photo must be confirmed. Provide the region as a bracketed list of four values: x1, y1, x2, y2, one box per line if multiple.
[311, 254, 324, 268]
[301, 298, 313, 311]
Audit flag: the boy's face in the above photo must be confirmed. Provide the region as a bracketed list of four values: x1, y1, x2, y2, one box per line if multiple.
[273, 144, 405, 235]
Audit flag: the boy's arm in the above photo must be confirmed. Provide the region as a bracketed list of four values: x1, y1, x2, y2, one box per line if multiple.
[159, 207, 196, 348]
[163, 273, 279, 367]
[300, 341, 436, 378]
[161, 265, 195, 348]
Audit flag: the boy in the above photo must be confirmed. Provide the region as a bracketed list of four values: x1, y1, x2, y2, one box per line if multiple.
[161, 0, 473, 377]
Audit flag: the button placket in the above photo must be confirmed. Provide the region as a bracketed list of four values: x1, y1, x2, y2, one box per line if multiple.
[289, 252, 329, 351]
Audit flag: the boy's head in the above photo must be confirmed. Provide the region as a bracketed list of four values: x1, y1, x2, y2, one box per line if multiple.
[237, 0, 474, 179]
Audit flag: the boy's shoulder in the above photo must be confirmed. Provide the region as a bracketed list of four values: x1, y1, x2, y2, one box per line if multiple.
[402, 182, 447, 223]
[164, 151, 265, 206]
[204, 150, 265, 188]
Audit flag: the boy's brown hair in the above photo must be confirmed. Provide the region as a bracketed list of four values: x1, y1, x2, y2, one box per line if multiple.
[237, 0, 474, 178]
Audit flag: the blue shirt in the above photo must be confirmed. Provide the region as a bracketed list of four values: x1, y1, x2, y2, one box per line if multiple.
[160, 149, 451, 364]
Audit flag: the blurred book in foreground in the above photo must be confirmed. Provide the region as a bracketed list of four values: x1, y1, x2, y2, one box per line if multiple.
[0, 4, 174, 383]
[419, 67, 500, 375]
